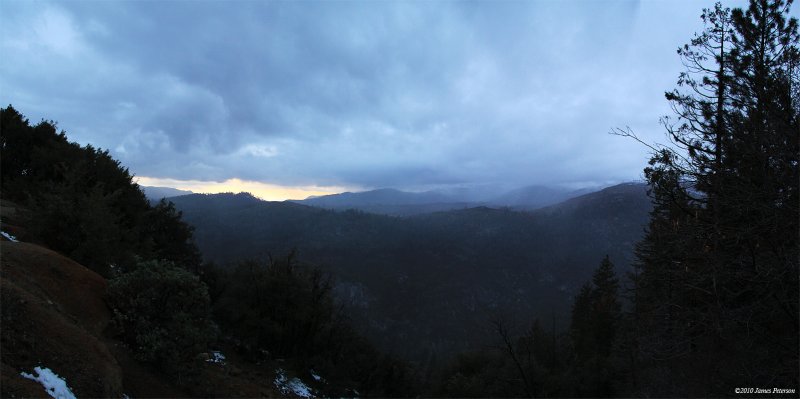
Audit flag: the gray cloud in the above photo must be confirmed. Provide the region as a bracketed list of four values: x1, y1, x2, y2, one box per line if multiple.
[0, 0, 749, 190]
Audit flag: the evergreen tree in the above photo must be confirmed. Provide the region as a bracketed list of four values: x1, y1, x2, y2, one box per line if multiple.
[590, 256, 620, 359]
[569, 283, 594, 365]
[0, 105, 202, 275]
[141, 199, 203, 272]
[630, 0, 799, 394]
[568, 257, 621, 397]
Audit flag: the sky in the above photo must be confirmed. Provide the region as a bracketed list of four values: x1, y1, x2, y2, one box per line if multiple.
[0, 0, 753, 200]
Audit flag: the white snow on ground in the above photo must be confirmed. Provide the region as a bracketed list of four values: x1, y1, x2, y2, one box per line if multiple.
[206, 351, 226, 364]
[1, 230, 18, 242]
[20, 366, 76, 399]
[310, 369, 323, 382]
[285, 378, 313, 398]
[274, 368, 313, 398]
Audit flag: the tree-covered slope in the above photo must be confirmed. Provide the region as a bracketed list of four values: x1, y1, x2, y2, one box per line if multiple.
[171, 183, 652, 360]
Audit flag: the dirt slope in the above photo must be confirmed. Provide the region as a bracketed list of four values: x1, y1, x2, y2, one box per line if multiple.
[1, 241, 123, 397]
[0, 196, 291, 397]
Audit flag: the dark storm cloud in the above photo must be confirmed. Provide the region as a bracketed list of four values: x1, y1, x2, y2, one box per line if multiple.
[0, 0, 748, 190]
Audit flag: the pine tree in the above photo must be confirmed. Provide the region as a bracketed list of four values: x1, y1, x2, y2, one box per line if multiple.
[590, 256, 621, 359]
[142, 199, 203, 272]
[570, 283, 594, 365]
[631, 0, 799, 394]
[568, 257, 622, 397]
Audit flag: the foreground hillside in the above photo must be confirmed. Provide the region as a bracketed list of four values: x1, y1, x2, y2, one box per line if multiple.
[0, 218, 184, 397]
[0, 201, 307, 397]
[1, 238, 124, 397]
[171, 182, 652, 361]
[2, 106, 411, 397]
[0, 200, 407, 397]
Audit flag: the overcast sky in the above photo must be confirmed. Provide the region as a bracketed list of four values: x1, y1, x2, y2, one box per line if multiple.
[1, 0, 752, 199]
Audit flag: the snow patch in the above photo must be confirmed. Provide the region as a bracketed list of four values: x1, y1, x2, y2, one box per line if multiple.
[1, 230, 18, 242]
[310, 369, 323, 382]
[274, 368, 313, 398]
[206, 350, 226, 364]
[20, 366, 76, 399]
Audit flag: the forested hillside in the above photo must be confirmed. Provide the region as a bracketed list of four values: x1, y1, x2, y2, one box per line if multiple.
[170, 182, 651, 361]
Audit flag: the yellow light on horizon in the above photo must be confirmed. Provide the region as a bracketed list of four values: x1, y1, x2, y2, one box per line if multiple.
[135, 176, 351, 201]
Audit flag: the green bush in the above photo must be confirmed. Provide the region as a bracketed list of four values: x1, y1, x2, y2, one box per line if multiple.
[107, 260, 216, 377]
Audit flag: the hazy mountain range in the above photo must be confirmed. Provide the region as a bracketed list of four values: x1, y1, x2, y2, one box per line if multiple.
[141, 186, 193, 201]
[292, 185, 601, 215]
[144, 183, 615, 216]
[168, 182, 652, 361]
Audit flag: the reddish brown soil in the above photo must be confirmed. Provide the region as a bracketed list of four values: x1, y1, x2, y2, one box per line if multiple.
[0, 223, 286, 397]
[1, 241, 123, 397]
[2, 242, 110, 335]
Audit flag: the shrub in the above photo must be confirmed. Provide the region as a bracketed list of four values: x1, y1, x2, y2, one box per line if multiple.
[107, 260, 216, 377]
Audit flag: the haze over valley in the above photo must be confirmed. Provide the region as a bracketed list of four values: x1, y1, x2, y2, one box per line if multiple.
[1, 0, 797, 397]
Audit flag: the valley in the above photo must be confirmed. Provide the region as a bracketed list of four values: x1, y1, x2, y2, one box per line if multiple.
[169, 182, 651, 361]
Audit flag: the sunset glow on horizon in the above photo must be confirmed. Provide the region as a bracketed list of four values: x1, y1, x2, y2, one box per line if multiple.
[135, 177, 353, 201]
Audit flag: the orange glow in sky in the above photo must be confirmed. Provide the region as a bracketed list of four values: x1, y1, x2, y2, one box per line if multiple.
[135, 177, 351, 201]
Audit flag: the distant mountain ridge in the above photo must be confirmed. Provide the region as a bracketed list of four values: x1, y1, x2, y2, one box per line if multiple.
[299, 188, 452, 206]
[293, 184, 608, 216]
[170, 182, 652, 361]
[294, 188, 471, 216]
[488, 184, 597, 209]
[141, 186, 193, 201]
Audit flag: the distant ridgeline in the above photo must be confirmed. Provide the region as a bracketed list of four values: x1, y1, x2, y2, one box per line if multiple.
[141, 186, 193, 202]
[169, 183, 653, 361]
[291, 185, 597, 216]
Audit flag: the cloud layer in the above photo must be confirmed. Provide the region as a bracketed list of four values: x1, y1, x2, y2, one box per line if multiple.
[0, 0, 745, 192]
